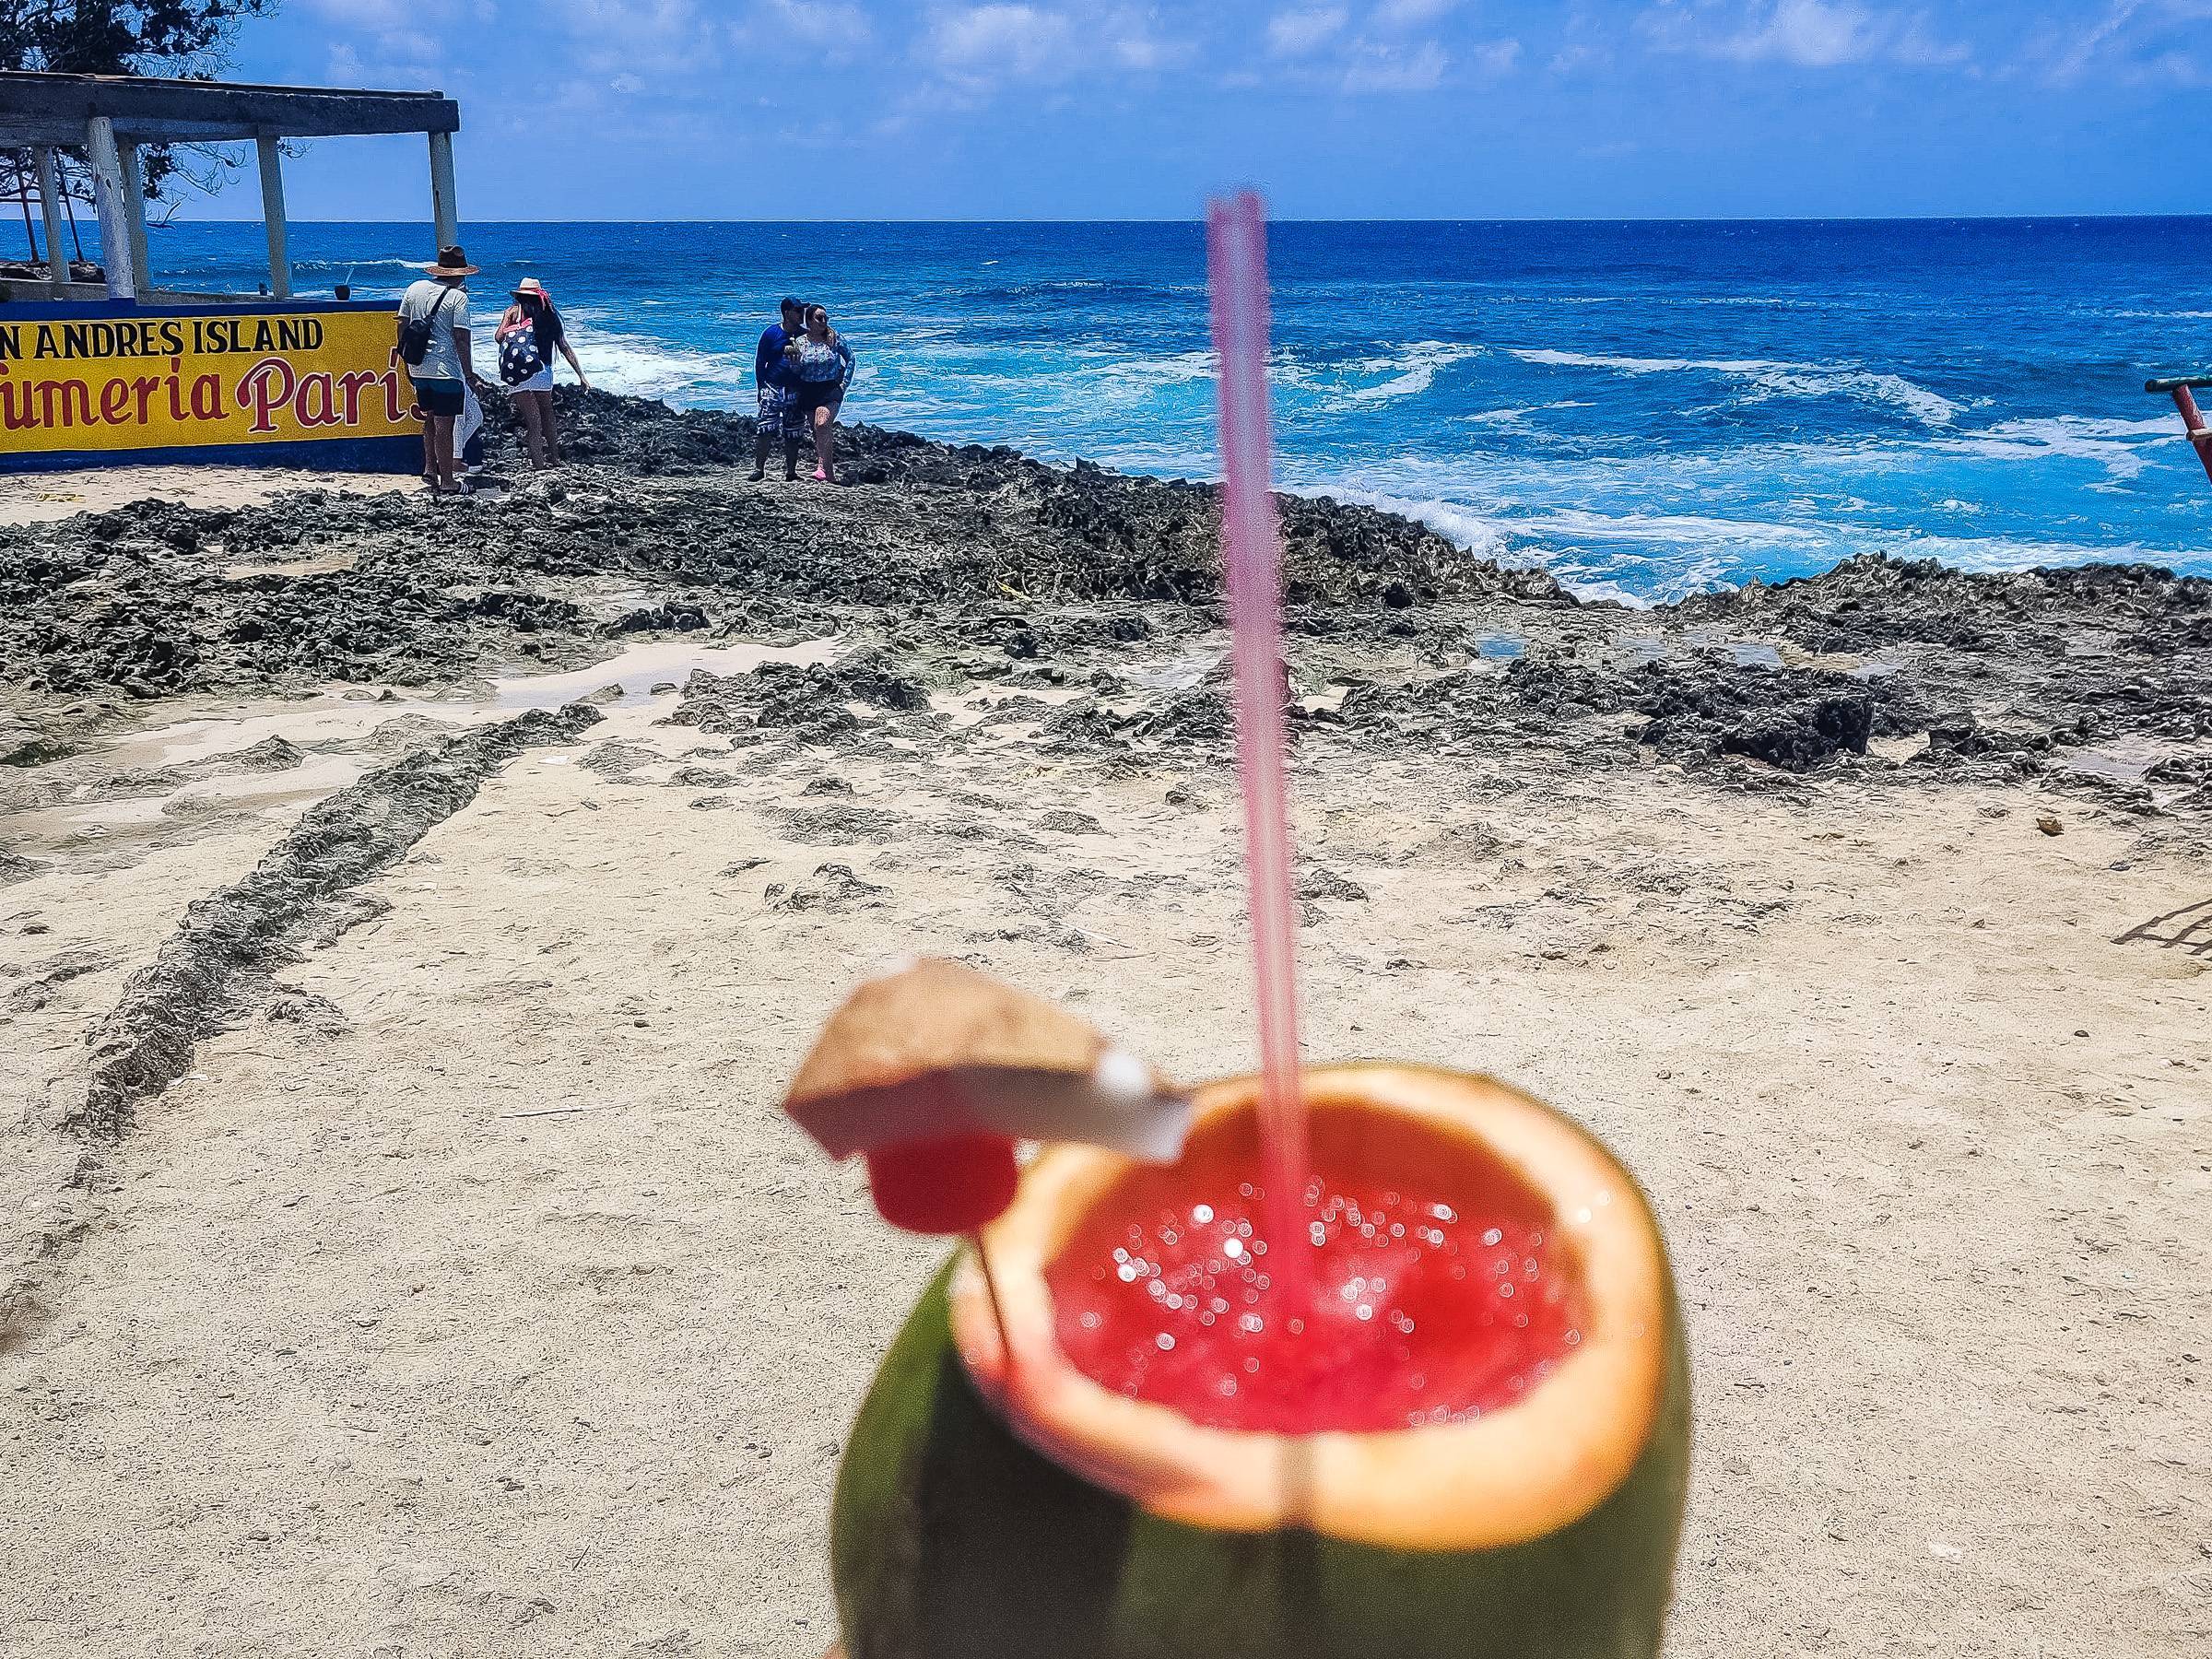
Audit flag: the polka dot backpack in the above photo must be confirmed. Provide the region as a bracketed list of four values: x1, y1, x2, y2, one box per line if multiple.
[498, 321, 546, 387]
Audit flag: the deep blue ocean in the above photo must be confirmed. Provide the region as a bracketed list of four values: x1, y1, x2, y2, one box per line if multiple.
[135, 218, 2211, 601]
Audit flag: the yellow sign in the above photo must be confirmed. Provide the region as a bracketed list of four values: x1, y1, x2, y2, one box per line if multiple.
[0, 303, 421, 465]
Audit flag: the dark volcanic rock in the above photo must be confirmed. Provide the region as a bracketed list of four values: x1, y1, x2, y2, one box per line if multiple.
[1297, 867, 1371, 902]
[605, 601, 708, 635]
[0, 391, 2201, 817]
[1627, 658, 1882, 772]
[1497, 650, 1921, 772]
[665, 647, 928, 748]
[766, 862, 887, 913]
[0, 394, 1594, 700]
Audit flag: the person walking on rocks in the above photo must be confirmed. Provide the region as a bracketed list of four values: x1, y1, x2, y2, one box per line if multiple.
[395, 245, 491, 496]
[788, 303, 856, 484]
[497, 277, 590, 469]
[754, 296, 806, 481]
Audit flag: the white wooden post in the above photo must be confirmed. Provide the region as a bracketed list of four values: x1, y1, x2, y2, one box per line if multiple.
[427, 130, 458, 248]
[33, 147, 68, 287]
[255, 137, 292, 299]
[82, 118, 135, 300]
[118, 139, 151, 297]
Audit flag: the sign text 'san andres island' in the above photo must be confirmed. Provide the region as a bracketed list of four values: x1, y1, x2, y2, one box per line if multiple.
[0, 309, 422, 452]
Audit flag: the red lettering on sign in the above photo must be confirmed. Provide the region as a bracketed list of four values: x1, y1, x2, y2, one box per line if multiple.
[191, 374, 224, 421]
[296, 371, 339, 429]
[99, 379, 130, 424]
[337, 370, 381, 425]
[38, 381, 93, 427]
[236, 357, 295, 431]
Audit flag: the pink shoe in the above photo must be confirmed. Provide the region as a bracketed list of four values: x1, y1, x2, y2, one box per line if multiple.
[811, 467, 829, 481]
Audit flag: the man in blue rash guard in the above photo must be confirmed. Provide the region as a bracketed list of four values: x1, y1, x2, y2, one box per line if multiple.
[753, 296, 806, 481]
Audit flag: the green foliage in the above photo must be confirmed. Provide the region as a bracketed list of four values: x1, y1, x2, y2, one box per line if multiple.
[3, 0, 282, 211]
[3, 0, 276, 78]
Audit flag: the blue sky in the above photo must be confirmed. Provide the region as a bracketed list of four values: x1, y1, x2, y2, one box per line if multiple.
[200, 1, 2212, 220]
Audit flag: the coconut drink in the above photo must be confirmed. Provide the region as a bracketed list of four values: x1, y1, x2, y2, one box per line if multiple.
[783, 966, 1688, 1659]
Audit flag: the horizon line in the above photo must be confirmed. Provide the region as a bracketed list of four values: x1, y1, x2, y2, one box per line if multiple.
[152, 210, 2212, 229]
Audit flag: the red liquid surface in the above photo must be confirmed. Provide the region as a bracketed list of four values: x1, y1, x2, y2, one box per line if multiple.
[1045, 1108, 1586, 1433]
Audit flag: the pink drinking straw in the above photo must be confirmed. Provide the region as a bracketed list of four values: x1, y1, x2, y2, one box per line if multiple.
[1206, 192, 1313, 1321]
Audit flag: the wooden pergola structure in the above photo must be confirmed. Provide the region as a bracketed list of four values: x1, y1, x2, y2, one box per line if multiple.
[1, 71, 462, 303]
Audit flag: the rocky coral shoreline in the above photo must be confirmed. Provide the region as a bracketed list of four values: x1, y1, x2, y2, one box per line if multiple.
[3, 387, 2205, 825]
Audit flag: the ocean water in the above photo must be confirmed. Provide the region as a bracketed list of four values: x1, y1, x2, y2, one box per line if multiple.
[130, 218, 2212, 601]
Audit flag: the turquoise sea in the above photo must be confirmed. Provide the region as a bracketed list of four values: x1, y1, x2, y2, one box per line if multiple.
[131, 218, 2212, 601]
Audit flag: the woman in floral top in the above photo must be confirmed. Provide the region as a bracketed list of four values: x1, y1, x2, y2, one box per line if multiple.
[786, 303, 857, 483]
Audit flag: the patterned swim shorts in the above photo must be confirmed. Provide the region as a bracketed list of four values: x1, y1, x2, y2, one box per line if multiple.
[757, 382, 805, 440]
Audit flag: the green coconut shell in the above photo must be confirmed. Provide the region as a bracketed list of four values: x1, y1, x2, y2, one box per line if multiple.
[831, 1258, 1690, 1659]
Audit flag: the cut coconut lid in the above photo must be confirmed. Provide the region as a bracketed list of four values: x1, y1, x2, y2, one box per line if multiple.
[783, 958, 1193, 1163]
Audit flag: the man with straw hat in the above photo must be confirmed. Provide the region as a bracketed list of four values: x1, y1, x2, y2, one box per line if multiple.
[395, 245, 489, 496]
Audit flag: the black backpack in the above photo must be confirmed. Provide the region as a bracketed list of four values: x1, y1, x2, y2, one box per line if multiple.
[397, 285, 455, 368]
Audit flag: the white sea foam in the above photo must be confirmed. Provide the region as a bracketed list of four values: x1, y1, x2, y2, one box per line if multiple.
[294, 257, 424, 275]
[569, 328, 747, 404]
[1507, 347, 1962, 427]
[1088, 349, 1219, 402]
[1457, 399, 1594, 427]
[1275, 478, 1517, 563]
[1877, 530, 2187, 574]
[1333, 342, 1485, 406]
[1511, 507, 1830, 549]
[1933, 414, 2180, 481]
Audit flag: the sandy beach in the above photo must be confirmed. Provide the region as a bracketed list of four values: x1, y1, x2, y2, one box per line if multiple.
[4, 393, 2208, 1656]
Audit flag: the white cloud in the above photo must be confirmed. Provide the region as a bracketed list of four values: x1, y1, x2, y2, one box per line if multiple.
[924, 4, 1077, 84]
[1373, 0, 1459, 28]
[1640, 1, 1972, 71]
[1104, 8, 1191, 70]
[609, 71, 646, 92]
[1341, 37, 1450, 89]
[550, 0, 712, 75]
[303, 0, 466, 84]
[304, 0, 409, 25]
[1894, 18, 1973, 67]
[1267, 6, 1349, 56]
[1716, 0, 1883, 66]
[1462, 36, 1523, 79]
[2039, 0, 2212, 87]
[755, 0, 873, 47]
[312, 1, 449, 87]
[555, 0, 700, 36]
[730, 0, 876, 62]
[915, 5, 1187, 92]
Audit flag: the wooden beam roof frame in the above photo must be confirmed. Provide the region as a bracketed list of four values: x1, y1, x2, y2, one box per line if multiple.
[0, 71, 461, 147]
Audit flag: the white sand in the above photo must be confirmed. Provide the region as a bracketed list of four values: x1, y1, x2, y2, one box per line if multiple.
[3, 683, 2207, 1656]
[0, 464, 415, 528]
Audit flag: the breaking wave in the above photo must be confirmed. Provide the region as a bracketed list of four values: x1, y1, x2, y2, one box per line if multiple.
[1507, 347, 1963, 427]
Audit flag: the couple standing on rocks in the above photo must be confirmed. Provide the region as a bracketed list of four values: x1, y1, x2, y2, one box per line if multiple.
[754, 296, 858, 485]
[395, 245, 592, 494]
